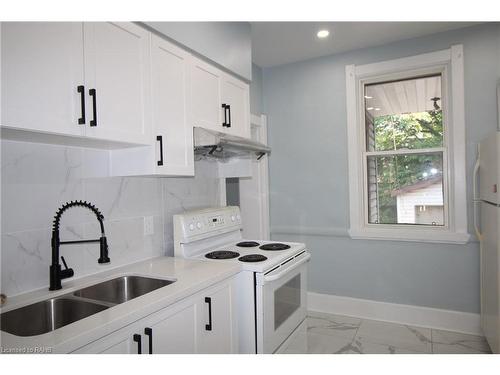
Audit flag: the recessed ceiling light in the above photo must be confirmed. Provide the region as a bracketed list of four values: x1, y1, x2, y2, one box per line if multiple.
[364, 95, 373, 99]
[374, 108, 381, 111]
[367, 107, 374, 110]
[317, 30, 330, 39]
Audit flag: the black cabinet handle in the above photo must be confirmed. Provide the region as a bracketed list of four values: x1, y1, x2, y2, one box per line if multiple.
[77, 85, 86, 125]
[156, 136, 164, 166]
[133, 334, 142, 354]
[144, 328, 153, 354]
[205, 297, 212, 331]
[227, 105, 231, 128]
[222, 104, 228, 127]
[89, 88, 97, 127]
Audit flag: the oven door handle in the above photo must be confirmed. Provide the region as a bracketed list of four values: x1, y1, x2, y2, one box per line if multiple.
[263, 253, 311, 284]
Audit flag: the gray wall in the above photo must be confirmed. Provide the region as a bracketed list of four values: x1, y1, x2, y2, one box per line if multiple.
[144, 22, 252, 81]
[263, 23, 500, 313]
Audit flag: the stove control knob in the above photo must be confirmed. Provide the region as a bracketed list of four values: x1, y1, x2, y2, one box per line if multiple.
[196, 222, 202, 229]
[231, 215, 235, 222]
[189, 223, 195, 231]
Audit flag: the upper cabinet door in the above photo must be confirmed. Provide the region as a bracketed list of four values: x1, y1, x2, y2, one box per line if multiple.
[1, 22, 85, 136]
[221, 74, 250, 138]
[83, 22, 151, 145]
[151, 34, 194, 176]
[190, 56, 223, 132]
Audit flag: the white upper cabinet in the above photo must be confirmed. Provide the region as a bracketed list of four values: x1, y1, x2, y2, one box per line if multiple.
[1, 22, 85, 136]
[83, 23, 151, 145]
[1, 22, 251, 176]
[221, 73, 250, 138]
[109, 34, 194, 177]
[190, 56, 223, 132]
[190, 56, 251, 139]
[1, 22, 151, 148]
[150, 34, 194, 176]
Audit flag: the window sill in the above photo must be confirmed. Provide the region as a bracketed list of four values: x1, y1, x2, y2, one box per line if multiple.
[348, 228, 471, 244]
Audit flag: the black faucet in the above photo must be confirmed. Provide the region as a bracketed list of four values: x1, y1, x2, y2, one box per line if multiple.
[50, 200, 110, 290]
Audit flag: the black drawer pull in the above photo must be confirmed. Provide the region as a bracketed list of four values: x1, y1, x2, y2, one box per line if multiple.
[227, 105, 231, 128]
[77, 85, 86, 125]
[156, 136, 164, 166]
[89, 88, 97, 127]
[144, 328, 153, 354]
[205, 297, 212, 331]
[133, 333, 142, 354]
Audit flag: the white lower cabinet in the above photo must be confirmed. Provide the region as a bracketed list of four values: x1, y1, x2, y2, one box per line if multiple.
[74, 277, 237, 354]
[196, 280, 234, 353]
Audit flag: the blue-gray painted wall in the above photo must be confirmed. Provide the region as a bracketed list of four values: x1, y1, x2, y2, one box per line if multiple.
[144, 22, 252, 81]
[262, 23, 500, 313]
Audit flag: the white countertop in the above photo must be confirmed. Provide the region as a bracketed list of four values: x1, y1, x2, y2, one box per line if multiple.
[0, 256, 240, 353]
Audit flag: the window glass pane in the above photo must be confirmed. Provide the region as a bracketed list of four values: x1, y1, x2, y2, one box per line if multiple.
[365, 75, 443, 152]
[367, 153, 444, 225]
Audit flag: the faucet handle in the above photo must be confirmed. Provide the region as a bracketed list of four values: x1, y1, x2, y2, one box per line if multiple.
[60, 256, 74, 279]
[61, 256, 69, 270]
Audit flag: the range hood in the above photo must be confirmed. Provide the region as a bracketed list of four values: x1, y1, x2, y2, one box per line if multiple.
[194, 127, 271, 160]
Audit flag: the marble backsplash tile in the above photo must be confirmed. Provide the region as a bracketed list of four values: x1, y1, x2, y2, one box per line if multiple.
[1, 140, 221, 297]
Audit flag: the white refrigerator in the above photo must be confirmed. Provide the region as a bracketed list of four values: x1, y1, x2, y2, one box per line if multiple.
[475, 131, 500, 354]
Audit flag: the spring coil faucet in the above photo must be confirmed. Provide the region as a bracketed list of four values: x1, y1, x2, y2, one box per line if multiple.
[50, 200, 110, 290]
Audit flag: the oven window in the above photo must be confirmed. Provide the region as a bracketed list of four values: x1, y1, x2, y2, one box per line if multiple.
[274, 274, 301, 330]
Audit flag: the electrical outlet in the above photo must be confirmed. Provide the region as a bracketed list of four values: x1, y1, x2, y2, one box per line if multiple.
[143, 216, 154, 236]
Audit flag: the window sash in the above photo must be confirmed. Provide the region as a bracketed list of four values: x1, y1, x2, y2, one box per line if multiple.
[363, 149, 449, 228]
[364, 147, 446, 157]
[359, 68, 450, 230]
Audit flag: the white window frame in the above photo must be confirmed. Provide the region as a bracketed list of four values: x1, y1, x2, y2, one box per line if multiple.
[345, 45, 470, 244]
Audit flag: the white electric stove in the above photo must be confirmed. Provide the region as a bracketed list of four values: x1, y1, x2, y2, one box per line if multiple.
[173, 206, 310, 354]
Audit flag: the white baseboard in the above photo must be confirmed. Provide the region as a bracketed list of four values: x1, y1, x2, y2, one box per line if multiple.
[308, 292, 482, 335]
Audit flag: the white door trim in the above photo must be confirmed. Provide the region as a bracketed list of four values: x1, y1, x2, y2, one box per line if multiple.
[239, 114, 270, 239]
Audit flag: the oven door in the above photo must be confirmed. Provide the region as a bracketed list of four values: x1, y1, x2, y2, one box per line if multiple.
[256, 252, 311, 353]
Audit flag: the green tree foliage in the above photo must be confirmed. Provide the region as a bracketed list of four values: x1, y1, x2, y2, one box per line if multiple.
[370, 110, 443, 224]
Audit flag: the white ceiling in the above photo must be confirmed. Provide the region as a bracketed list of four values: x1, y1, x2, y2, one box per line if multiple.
[251, 22, 479, 67]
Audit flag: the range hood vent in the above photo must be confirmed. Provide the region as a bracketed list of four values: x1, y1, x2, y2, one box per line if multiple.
[194, 127, 271, 161]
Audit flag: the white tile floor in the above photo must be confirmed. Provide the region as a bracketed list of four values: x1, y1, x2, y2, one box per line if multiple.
[280, 311, 492, 354]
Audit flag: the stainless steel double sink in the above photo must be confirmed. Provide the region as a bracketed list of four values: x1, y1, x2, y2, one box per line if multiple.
[0, 275, 175, 337]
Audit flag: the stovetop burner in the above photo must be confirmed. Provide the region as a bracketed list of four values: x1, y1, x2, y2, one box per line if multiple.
[259, 243, 291, 251]
[236, 241, 260, 247]
[239, 254, 268, 263]
[205, 250, 240, 260]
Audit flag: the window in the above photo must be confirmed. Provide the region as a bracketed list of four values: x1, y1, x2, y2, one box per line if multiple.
[346, 45, 469, 243]
[365, 74, 445, 226]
